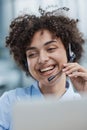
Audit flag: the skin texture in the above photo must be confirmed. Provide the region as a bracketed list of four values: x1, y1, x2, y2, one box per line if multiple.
[26, 29, 67, 96]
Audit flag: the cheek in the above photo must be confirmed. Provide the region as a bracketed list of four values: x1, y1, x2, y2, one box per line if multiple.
[27, 59, 37, 73]
[61, 52, 67, 62]
[54, 50, 67, 63]
[61, 49, 67, 61]
[27, 60, 34, 71]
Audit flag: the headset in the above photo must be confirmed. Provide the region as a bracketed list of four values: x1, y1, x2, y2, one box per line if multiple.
[24, 59, 28, 71]
[68, 43, 76, 62]
[48, 43, 76, 81]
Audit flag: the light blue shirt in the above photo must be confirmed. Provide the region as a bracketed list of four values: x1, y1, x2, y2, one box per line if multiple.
[0, 81, 81, 130]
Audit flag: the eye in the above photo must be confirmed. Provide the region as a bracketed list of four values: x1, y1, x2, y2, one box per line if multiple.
[27, 52, 38, 58]
[47, 47, 56, 52]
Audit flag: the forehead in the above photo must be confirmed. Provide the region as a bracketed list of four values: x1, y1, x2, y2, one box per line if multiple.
[31, 29, 55, 45]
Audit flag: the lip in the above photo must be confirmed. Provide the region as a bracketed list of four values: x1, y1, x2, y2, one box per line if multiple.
[40, 65, 55, 72]
[39, 65, 58, 76]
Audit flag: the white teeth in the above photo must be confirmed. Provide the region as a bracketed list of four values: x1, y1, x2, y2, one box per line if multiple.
[40, 66, 54, 72]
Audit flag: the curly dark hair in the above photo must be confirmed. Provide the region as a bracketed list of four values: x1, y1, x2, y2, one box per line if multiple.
[6, 7, 85, 75]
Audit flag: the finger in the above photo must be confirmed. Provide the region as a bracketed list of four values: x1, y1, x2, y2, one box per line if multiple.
[63, 63, 78, 71]
[63, 62, 78, 67]
[63, 67, 78, 75]
[64, 63, 87, 73]
[78, 66, 87, 73]
[63, 63, 87, 74]
[68, 71, 87, 80]
[63, 65, 79, 75]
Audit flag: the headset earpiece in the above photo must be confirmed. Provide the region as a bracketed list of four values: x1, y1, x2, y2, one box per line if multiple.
[24, 59, 28, 71]
[68, 43, 76, 62]
[25, 62, 28, 69]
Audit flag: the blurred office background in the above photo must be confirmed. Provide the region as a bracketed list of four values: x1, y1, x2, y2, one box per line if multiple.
[0, 0, 87, 96]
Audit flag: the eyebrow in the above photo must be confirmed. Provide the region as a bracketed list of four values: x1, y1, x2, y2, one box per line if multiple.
[26, 40, 57, 51]
[44, 40, 57, 46]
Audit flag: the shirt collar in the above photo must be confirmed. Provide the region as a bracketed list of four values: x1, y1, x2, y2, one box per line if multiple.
[30, 80, 72, 100]
[30, 81, 44, 100]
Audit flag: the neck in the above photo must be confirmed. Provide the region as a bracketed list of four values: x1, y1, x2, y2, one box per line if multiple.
[39, 73, 66, 98]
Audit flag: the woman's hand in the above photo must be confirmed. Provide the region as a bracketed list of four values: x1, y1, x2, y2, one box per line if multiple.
[62, 62, 87, 93]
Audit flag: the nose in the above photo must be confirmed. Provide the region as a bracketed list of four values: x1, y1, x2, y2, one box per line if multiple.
[38, 51, 49, 64]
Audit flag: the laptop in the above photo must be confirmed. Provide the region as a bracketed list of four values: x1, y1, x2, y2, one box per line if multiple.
[12, 98, 87, 130]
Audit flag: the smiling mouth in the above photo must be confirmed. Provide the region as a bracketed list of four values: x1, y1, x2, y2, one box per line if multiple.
[39, 65, 56, 73]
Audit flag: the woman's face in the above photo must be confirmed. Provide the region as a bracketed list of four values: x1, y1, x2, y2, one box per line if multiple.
[26, 29, 67, 84]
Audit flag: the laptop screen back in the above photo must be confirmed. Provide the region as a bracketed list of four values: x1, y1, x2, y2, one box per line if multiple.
[12, 98, 87, 130]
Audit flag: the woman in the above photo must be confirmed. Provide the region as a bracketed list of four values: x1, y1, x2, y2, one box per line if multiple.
[0, 7, 87, 130]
